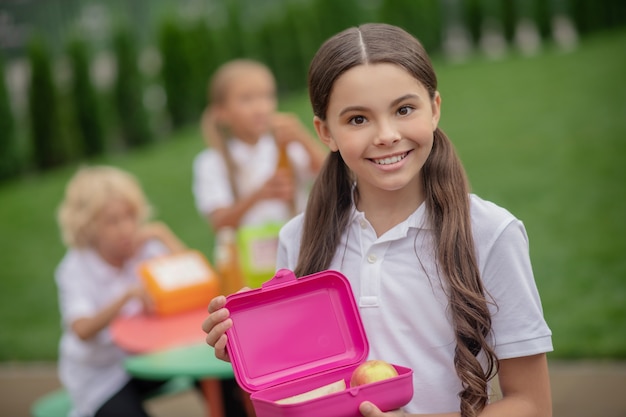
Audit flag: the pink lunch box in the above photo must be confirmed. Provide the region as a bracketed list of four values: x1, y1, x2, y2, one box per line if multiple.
[224, 269, 414, 417]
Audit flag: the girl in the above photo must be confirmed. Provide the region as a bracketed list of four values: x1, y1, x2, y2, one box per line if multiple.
[56, 166, 185, 417]
[203, 24, 553, 417]
[193, 58, 326, 230]
[193, 58, 326, 416]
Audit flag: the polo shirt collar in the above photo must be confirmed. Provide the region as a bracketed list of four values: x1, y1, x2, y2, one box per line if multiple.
[348, 184, 433, 240]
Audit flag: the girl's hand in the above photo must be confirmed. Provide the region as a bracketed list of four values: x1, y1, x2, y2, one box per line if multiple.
[136, 221, 186, 253]
[258, 170, 295, 202]
[272, 112, 311, 147]
[202, 295, 233, 362]
[135, 222, 167, 247]
[127, 285, 155, 315]
[359, 402, 405, 417]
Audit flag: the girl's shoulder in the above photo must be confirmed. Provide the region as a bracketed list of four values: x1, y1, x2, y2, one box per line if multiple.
[279, 212, 305, 243]
[469, 193, 524, 243]
[194, 147, 222, 165]
[55, 248, 102, 286]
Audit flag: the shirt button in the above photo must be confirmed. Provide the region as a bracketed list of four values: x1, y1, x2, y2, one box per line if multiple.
[360, 220, 367, 229]
[367, 254, 377, 263]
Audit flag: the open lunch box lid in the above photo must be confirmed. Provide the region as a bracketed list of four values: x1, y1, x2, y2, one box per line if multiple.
[224, 269, 369, 393]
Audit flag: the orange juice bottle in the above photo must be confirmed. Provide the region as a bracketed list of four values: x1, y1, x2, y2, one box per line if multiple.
[276, 142, 296, 216]
[214, 227, 245, 296]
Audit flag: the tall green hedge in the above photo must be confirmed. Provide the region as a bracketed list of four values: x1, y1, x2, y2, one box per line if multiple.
[157, 16, 219, 129]
[157, 17, 193, 129]
[112, 24, 151, 148]
[0, 55, 20, 179]
[379, 0, 442, 52]
[183, 19, 219, 122]
[27, 36, 66, 170]
[66, 35, 105, 157]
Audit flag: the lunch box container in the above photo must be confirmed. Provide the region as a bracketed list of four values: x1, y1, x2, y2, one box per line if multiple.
[224, 268, 413, 417]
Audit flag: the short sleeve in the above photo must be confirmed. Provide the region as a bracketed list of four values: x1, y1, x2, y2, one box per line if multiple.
[192, 149, 234, 216]
[55, 259, 97, 325]
[277, 214, 304, 271]
[481, 220, 553, 359]
[287, 142, 312, 179]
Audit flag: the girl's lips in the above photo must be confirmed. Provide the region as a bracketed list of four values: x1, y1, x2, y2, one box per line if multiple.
[368, 150, 411, 166]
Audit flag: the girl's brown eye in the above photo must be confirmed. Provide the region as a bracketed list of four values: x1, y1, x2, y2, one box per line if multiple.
[397, 106, 413, 116]
[350, 115, 366, 125]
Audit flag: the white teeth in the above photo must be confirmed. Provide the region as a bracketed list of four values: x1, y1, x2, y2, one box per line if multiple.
[373, 152, 407, 165]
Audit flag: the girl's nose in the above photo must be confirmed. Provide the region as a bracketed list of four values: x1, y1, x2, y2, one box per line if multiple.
[374, 120, 401, 146]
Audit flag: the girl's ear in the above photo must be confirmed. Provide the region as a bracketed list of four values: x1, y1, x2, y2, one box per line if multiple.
[314, 116, 339, 152]
[431, 91, 442, 131]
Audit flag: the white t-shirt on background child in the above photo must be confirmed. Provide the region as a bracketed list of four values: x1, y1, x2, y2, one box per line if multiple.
[192, 134, 313, 226]
[56, 240, 168, 417]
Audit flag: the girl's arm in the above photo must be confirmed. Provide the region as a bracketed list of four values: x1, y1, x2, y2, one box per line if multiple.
[70, 286, 148, 341]
[137, 221, 186, 253]
[478, 353, 552, 417]
[210, 170, 294, 230]
[210, 192, 261, 230]
[360, 353, 552, 417]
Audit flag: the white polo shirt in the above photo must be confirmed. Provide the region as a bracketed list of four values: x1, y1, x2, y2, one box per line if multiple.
[55, 240, 168, 417]
[277, 194, 553, 414]
[192, 134, 313, 226]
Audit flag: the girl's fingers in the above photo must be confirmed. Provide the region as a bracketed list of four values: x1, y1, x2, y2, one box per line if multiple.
[208, 295, 227, 314]
[203, 315, 233, 362]
[213, 334, 231, 362]
[359, 402, 404, 417]
[202, 297, 232, 349]
[201, 306, 229, 335]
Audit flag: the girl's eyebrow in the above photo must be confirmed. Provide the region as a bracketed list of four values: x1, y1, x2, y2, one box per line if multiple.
[338, 93, 422, 117]
[390, 93, 421, 108]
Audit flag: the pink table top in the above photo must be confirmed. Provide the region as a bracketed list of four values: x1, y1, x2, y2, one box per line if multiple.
[111, 306, 208, 353]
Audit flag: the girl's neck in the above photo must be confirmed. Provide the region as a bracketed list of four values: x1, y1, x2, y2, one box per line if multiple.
[356, 183, 425, 237]
[232, 130, 263, 145]
[95, 248, 126, 270]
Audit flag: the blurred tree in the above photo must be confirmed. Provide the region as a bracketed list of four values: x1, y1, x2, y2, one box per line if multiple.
[184, 19, 218, 120]
[379, 0, 443, 52]
[258, 13, 306, 93]
[66, 35, 105, 157]
[112, 23, 151, 148]
[222, 0, 247, 59]
[0, 55, 20, 179]
[27, 36, 67, 170]
[285, 0, 321, 67]
[533, 0, 553, 39]
[158, 15, 218, 129]
[462, 0, 483, 45]
[158, 16, 195, 129]
[312, 0, 371, 42]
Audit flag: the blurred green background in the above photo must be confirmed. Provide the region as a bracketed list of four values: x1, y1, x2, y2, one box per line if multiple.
[0, 0, 624, 361]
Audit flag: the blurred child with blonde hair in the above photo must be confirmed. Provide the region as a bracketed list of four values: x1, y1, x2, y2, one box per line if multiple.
[56, 165, 185, 417]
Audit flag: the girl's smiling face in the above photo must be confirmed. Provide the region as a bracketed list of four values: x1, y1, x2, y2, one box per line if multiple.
[314, 63, 441, 202]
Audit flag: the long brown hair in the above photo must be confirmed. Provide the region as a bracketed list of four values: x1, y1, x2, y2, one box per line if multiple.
[297, 23, 497, 416]
[201, 59, 274, 200]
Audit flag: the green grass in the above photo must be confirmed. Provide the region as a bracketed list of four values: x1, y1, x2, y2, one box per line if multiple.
[1, 30, 625, 361]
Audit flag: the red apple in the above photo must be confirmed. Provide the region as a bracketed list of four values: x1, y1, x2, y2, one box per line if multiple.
[350, 359, 398, 387]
